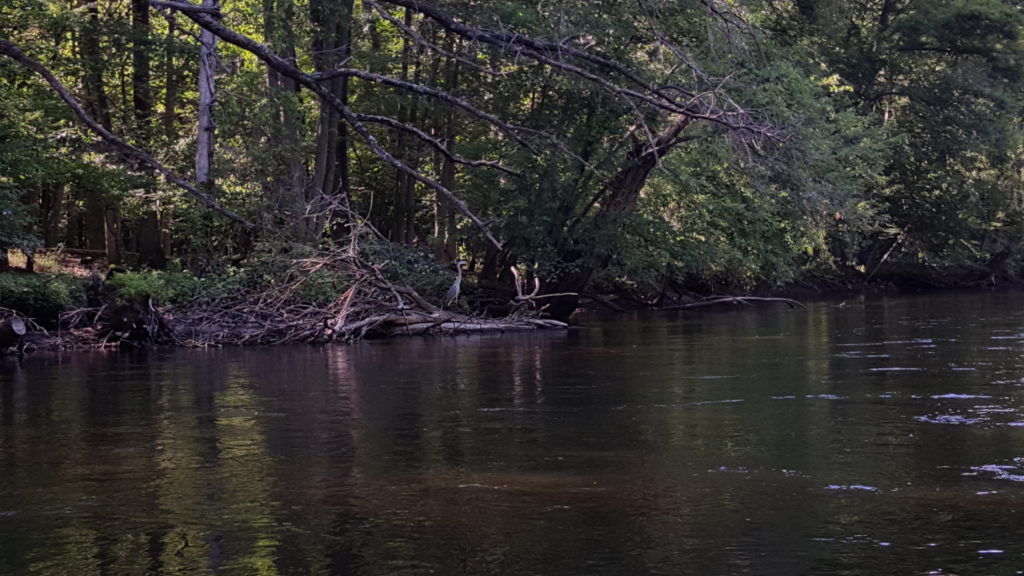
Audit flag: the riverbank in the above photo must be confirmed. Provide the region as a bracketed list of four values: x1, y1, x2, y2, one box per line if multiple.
[2, 247, 1020, 354]
[0, 248, 570, 353]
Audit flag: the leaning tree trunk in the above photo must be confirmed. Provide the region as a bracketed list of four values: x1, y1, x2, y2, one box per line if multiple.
[544, 117, 692, 322]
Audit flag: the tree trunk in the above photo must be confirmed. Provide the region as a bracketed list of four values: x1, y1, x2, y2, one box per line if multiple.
[264, 0, 308, 238]
[161, 21, 179, 263]
[545, 117, 692, 322]
[85, 195, 107, 253]
[131, 0, 152, 136]
[433, 36, 459, 260]
[104, 206, 122, 266]
[133, 0, 165, 268]
[392, 9, 423, 245]
[163, 19, 179, 140]
[40, 184, 63, 247]
[80, 0, 111, 130]
[310, 0, 355, 234]
[196, 0, 219, 186]
[79, 0, 121, 264]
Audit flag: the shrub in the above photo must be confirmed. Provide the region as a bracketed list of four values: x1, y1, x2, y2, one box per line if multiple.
[104, 269, 204, 305]
[0, 272, 85, 325]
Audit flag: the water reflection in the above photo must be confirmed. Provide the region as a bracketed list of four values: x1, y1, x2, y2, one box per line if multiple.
[3, 292, 1024, 574]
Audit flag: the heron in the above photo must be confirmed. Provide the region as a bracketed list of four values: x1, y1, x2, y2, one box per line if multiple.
[445, 260, 469, 308]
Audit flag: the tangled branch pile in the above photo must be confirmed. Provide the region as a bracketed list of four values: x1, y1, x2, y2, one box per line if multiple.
[170, 247, 565, 347]
[14, 245, 563, 352]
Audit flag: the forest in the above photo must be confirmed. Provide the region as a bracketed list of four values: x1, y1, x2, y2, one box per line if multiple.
[1, 0, 1023, 345]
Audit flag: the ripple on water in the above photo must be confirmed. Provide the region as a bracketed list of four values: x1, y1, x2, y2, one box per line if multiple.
[968, 463, 1024, 483]
[973, 405, 1015, 414]
[930, 394, 994, 399]
[825, 484, 881, 493]
[831, 352, 892, 359]
[917, 399, 1024, 426]
[915, 414, 987, 425]
[869, 367, 925, 372]
[688, 398, 744, 406]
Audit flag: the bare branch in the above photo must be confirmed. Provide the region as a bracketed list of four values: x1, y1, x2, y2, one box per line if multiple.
[352, 111, 521, 176]
[151, 0, 221, 14]
[0, 38, 254, 228]
[381, 0, 780, 138]
[365, 0, 507, 77]
[311, 65, 538, 150]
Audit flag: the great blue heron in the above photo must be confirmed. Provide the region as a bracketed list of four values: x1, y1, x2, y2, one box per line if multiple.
[445, 260, 469, 307]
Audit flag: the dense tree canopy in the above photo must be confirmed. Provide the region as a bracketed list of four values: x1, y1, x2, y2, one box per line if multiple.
[2, 0, 1023, 319]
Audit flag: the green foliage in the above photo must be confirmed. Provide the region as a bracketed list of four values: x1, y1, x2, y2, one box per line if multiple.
[359, 238, 453, 302]
[603, 139, 806, 295]
[4, 0, 1024, 306]
[104, 268, 205, 305]
[0, 272, 84, 324]
[0, 191, 39, 253]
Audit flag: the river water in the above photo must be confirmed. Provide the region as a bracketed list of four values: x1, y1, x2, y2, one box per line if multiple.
[2, 292, 1024, 575]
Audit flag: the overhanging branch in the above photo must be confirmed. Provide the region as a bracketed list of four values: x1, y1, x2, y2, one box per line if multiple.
[377, 0, 780, 139]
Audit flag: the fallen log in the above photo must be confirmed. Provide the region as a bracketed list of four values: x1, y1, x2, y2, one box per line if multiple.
[382, 316, 568, 337]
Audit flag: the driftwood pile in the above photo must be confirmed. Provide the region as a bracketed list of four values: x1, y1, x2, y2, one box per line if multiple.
[50, 247, 567, 349]
[174, 248, 566, 347]
[60, 296, 175, 348]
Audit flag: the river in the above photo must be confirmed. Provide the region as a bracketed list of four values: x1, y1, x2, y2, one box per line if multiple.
[2, 291, 1024, 575]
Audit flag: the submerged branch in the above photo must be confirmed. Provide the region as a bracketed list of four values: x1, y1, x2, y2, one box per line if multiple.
[658, 296, 806, 311]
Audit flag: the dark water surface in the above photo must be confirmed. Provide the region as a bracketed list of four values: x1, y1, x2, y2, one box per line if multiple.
[4, 292, 1024, 575]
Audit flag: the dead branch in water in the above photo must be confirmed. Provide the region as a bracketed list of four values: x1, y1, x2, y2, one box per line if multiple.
[658, 296, 805, 311]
